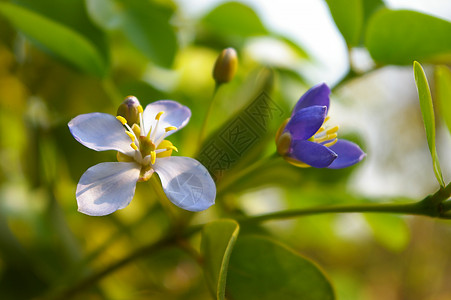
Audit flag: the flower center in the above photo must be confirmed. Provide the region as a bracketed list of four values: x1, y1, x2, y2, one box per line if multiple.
[308, 116, 338, 147]
[115, 106, 178, 170]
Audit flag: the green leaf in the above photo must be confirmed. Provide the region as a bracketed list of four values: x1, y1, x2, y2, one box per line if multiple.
[325, 0, 363, 47]
[227, 236, 335, 300]
[202, 2, 268, 38]
[435, 65, 451, 135]
[201, 219, 240, 300]
[413, 61, 445, 187]
[0, 2, 107, 76]
[197, 68, 285, 182]
[13, 0, 109, 60]
[366, 10, 451, 65]
[86, 0, 177, 68]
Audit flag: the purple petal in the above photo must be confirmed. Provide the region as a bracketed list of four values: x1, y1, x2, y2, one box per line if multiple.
[288, 140, 337, 168]
[153, 156, 216, 212]
[293, 83, 330, 115]
[142, 100, 191, 141]
[76, 162, 141, 216]
[68, 113, 135, 156]
[284, 106, 327, 140]
[327, 139, 366, 169]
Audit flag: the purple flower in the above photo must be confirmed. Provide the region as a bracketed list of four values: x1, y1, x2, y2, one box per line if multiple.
[276, 83, 365, 169]
[68, 98, 216, 216]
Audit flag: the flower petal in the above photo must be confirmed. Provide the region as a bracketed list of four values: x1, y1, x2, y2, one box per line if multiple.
[289, 140, 337, 168]
[76, 162, 141, 216]
[284, 106, 327, 140]
[143, 100, 191, 140]
[68, 113, 134, 155]
[327, 139, 366, 169]
[153, 156, 216, 212]
[293, 83, 330, 115]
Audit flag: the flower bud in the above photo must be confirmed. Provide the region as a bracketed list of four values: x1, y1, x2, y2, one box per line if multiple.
[213, 48, 238, 84]
[117, 96, 141, 126]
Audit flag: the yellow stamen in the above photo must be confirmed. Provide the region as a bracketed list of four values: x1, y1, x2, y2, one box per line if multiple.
[166, 145, 178, 152]
[325, 116, 330, 122]
[165, 126, 177, 132]
[315, 133, 337, 143]
[132, 123, 141, 137]
[323, 138, 338, 147]
[316, 127, 325, 133]
[116, 116, 127, 125]
[138, 105, 143, 113]
[130, 142, 138, 150]
[155, 111, 164, 120]
[326, 125, 339, 135]
[126, 131, 135, 142]
[150, 151, 156, 164]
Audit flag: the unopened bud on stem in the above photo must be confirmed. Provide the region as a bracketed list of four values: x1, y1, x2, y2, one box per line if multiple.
[117, 96, 141, 126]
[213, 47, 238, 84]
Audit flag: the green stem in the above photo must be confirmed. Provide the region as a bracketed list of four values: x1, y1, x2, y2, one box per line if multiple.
[46, 234, 176, 300]
[238, 202, 426, 225]
[198, 83, 220, 144]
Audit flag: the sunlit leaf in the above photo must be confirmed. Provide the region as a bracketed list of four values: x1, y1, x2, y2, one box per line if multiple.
[227, 236, 335, 300]
[325, 0, 363, 47]
[202, 2, 268, 38]
[85, 0, 122, 30]
[201, 219, 240, 300]
[435, 65, 451, 135]
[413, 61, 445, 187]
[366, 10, 451, 64]
[0, 2, 107, 76]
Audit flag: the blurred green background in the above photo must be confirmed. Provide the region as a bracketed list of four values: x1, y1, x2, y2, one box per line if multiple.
[0, 0, 451, 299]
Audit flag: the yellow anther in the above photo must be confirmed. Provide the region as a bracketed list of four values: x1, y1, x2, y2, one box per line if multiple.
[326, 125, 339, 134]
[126, 131, 135, 142]
[165, 126, 177, 132]
[155, 111, 164, 120]
[315, 133, 338, 143]
[116, 116, 127, 125]
[150, 151, 156, 164]
[323, 138, 338, 148]
[132, 123, 141, 137]
[166, 145, 178, 152]
[324, 116, 331, 122]
[138, 105, 143, 113]
[130, 142, 138, 150]
[316, 127, 325, 133]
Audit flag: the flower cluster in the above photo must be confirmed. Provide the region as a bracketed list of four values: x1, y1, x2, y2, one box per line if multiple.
[69, 97, 216, 216]
[276, 83, 365, 168]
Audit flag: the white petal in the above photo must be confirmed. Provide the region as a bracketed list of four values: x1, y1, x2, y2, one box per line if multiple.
[153, 157, 216, 212]
[142, 100, 191, 140]
[69, 113, 135, 155]
[76, 162, 141, 216]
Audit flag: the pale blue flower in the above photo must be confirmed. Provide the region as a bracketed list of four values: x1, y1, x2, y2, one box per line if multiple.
[69, 99, 216, 216]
